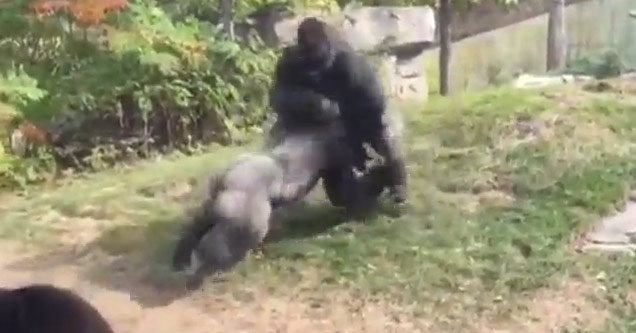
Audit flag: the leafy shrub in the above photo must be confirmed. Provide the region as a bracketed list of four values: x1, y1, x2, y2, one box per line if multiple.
[564, 50, 628, 79]
[162, 0, 339, 23]
[0, 67, 54, 188]
[0, 0, 278, 177]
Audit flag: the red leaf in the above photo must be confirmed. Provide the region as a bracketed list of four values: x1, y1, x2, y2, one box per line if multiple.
[29, 0, 128, 25]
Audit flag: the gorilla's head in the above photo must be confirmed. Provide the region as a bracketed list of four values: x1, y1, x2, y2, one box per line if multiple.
[296, 17, 335, 71]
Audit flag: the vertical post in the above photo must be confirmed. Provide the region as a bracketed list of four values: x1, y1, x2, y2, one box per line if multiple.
[439, 0, 452, 95]
[546, 0, 566, 71]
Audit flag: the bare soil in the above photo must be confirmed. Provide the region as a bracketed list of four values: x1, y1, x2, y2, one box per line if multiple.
[0, 240, 424, 333]
[0, 235, 607, 333]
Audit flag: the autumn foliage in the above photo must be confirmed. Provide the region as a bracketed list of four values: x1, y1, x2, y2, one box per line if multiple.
[16, 120, 52, 146]
[0, 0, 277, 188]
[30, 0, 128, 26]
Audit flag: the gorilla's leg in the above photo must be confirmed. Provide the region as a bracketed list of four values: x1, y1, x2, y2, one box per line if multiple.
[173, 173, 227, 271]
[359, 164, 391, 198]
[367, 126, 408, 204]
[185, 223, 257, 290]
[172, 199, 217, 271]
[185, 192, 272, 290]
[186, 224, 270, 291]
[321, 168, 353, 208]
[321, 166, 376, 216]
[322, 164, 393, 217]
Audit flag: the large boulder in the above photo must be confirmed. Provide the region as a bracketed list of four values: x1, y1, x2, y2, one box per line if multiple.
[339, 4, 436, 53]
[337, 5, 436, 101]
[243, 5, 436, 101]
[268, 5, 436, 52]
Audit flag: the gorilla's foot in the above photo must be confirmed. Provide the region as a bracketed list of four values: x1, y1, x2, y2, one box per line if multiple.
[389, 184, 408, 204]
[184, 268, 229, 291]
[183, 257, 212, 291]
[185, 274, 205, 291]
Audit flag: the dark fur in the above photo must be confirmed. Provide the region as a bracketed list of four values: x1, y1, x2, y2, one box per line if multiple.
[0, 284, 114, 333]
[269, 17, 408, 204]
[172, 122, 388, 290]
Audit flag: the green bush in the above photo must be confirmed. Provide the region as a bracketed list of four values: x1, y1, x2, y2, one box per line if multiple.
[0, 0, 278, 179]
[0, 67, 54, 188]
[564, 50, 627, 79]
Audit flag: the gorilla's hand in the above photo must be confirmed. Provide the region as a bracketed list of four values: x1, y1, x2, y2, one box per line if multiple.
[314, 95, 340, 120]
[271, 84, 340, 126]
[291, 91, 340, 124]
[389, 184, 407, 204]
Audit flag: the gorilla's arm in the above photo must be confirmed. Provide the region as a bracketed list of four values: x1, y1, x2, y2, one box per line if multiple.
[334, 51, 387, 132]
[333, 52, 408, 202]
[270, 47, 340, 126]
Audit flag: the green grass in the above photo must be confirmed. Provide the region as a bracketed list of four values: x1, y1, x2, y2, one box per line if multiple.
[3, 81, 636, 330]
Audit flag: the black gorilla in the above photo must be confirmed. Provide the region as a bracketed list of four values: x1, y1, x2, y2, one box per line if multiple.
[0, 284, 114, 333]
[268, 17, 408, 205]
[172, 121, 389, 290]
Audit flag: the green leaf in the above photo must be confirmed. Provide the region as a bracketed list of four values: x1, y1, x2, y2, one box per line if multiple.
[139, 51, 181, 74]
[0, 66, 48, 106]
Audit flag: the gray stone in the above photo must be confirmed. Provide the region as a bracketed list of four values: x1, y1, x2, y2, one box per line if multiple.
[581, 243, 636, 254]
[268, 5, 436, 52]
[396, 59, 420, 78]
[619, 71, 636, 81]
[512, 73, 593, 89]
[340, 4, 436, 52]
[245, 5, 436, 101]
[394, 57, 429, 100]
[584, 202, 636, 253]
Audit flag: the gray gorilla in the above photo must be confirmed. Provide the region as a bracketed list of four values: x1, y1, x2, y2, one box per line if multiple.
[269, 17, 409, 204]
[172, 121, 389, 290]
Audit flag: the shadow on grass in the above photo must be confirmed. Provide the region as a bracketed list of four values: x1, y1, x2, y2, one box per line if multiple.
[5, 196, 402, 308]
[265, 199, 404, 244]
[5, 215, 190, 307]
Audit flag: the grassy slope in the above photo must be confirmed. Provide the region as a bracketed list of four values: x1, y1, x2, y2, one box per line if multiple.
[3, 80, 636, 331]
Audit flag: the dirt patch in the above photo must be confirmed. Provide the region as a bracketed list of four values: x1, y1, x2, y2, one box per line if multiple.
[47, 214, 112, 248]
[583, 77, 636, 96]
[474, 281, 607, 333]
[521, 281, 607, 331]
[0, 241, 426, 333]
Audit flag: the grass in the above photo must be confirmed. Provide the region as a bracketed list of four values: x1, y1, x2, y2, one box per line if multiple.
[3, 79, 636, 330]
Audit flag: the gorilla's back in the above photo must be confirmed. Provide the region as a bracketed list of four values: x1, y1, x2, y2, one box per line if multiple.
[223, 154, 282, 191]
[272, 132, 328, 183]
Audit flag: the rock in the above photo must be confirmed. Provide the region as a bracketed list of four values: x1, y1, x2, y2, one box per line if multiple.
[380, 55, 430, 101]
[581, 243, 636, 254]
[241, 5, 436, 101]
[619, 71, 636, 80]
[268, 5, 437, 51]
[584, 202, 636, 253]
[341, 6, 436, 101]
[340, 4, 436, 53]
[268, 5, 436, 51]
[512, 73, 594, 89]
